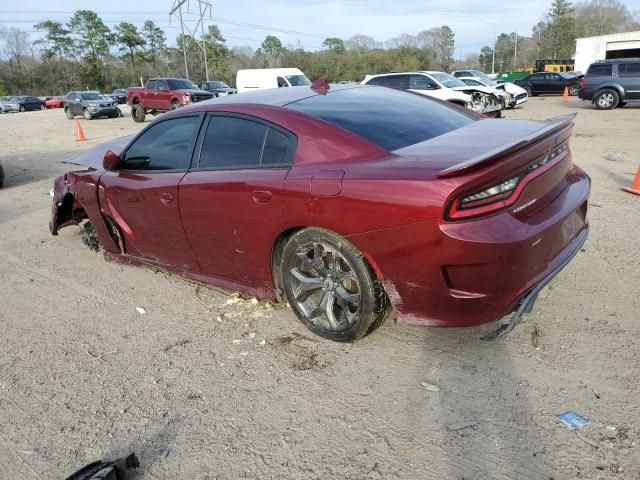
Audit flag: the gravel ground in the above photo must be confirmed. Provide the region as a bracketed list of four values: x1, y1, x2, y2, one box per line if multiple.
[0, 98, 638, 479]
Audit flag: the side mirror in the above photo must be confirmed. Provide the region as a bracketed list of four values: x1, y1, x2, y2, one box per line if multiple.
[103, 150, 121, 171]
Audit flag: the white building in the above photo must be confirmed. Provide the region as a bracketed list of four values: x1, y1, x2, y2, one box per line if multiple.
[574, 30, 640, 73]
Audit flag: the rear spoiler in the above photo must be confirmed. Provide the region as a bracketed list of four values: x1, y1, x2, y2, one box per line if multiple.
[437, 113, 576, 178]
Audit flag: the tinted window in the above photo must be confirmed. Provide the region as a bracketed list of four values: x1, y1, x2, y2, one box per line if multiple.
[277, 77, 288, 88]
[366, 75, 409, 89]
[462, 79, 482, 86]
[124, 116, 199, 170]
[200, 117, 266, 168]
[587, 64, 612, 77]
[147, 80, 158, 90]
[410, 74, 438, 90]
[285, 75, 311, 86]
[288, 86, 474, 151]
[620, 63, 640, 77]
[262, 128, 290, 164]
[530, 73, 545, 80]
[166, 79, 195, 89]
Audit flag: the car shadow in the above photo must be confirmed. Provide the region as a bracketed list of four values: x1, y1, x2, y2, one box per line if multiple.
[0, 150, 78, 190]
[359, 317, 552, 479]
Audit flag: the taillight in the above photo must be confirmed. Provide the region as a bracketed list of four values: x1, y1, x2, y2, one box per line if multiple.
[581, 77, 586, 89]
[445, 142, 568, 221]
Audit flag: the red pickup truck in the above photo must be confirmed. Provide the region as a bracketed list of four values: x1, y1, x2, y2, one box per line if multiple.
[127, 78, 214, 122]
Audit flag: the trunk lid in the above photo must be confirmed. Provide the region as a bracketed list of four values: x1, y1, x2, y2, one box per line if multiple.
[394, 114, 576, 219]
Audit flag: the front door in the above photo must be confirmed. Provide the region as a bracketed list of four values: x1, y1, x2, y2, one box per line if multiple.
[179, 113, 295, 288]
[99, 114, 202, 270]
[156, 79, 173, 108]
[621, 62, 640, 99]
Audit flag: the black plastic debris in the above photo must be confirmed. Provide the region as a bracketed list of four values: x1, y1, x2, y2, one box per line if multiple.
[64, 453, 139, 480]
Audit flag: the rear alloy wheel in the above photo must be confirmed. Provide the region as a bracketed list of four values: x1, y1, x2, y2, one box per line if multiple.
[19, 105, 25, 112]
[524, 85, 532, 96]
[131, 104, 146, 123]
[40, 104, 45, 110]
[281, 228, 389, 342]
[65, 108, 74, 120]
[82, 108, 92, 120]
[170, 101, 180, 110]
[594, 89, 619, 110]
[569, 84, 580, 96]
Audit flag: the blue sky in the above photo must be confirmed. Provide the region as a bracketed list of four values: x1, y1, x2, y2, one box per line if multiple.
[2, 0, 640, 56]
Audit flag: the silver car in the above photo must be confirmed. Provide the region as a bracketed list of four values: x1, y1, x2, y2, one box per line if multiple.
[64, 91, 119, 120]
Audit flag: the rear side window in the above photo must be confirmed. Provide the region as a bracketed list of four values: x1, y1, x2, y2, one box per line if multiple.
[410, 74, 438, 90]
[198, 116, 293, 169]
[620, 63, 640, 77]
[366, 75, 409, 89]
[587, 64, 612, 76]
[287, 86, 474, 151]
[124, 116, 199, 170]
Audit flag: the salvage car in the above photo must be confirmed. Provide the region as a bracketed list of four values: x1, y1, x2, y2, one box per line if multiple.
[362, 71, 502, 117]
[200, 80, 237, 97]
[45, 96, 65, 108]
[50, 84, 590, 342]
[64, 91, 119, 120]
[515, 72, 581, 96]
[459, 77, 528, 108]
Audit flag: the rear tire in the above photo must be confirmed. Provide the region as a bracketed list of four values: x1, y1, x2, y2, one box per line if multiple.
[19, 105, 25, 112]
[65, 108, 74, 120]
[40, 104, 45, 110]
[131, 104, 146, 123]
[594, 89, 619, 110]
[170, 101, 180, 110]
[569, 84, 580, 96]
[280, 228, 389, 342]
[524, 86, 532, 97]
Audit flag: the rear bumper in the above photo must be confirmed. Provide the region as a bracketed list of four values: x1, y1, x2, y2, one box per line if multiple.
[348, 165, 591, 328]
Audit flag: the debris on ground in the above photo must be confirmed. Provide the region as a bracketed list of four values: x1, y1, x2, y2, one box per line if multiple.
[556, 411, 589, 430]
[446, 420, 479, 431]
[603, 151, 625, 162]
[162, 368, 182, 379]
[531, 324, 542, 347]
[420, 381, 441, 392]
[64, 452, 139, 480]
[162, 339, 191, 352]
[135, 307, 146, 315]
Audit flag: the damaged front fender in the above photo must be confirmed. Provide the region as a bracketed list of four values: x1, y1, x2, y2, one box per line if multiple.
[49, 174, 84, 235]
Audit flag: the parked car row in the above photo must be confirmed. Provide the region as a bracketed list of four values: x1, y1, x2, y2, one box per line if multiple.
[0, 95, 45, 112]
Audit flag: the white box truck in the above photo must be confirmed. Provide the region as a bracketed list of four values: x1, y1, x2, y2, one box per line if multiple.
[236, 68, 311, 93]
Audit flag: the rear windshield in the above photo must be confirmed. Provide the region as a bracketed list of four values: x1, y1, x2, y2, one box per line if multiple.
[587, 64, 612, 76]
[287, 86, 474, 151]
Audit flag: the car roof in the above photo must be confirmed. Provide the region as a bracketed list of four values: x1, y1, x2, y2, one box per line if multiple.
[193, 83, 361, 108]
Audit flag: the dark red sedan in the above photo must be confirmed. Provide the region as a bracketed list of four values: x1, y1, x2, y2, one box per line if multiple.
[50, 84, 590, 341]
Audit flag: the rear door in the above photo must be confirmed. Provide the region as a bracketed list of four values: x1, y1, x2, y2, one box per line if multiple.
[145, 80, 159, 109]
[528, 73, 546, 94]
[69, 93, 82, 114]
[179, 113, 295, 288]
[98, 114, 202, 269]
[620, 62, 640, 99]
[546, 73, 564, 93]
[156, 79, 172, 108]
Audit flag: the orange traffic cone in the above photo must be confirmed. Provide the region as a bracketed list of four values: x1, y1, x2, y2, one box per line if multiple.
[562, 86, 569, 102]
[75, 119, 86, 141]
[622, 167, 640, 195]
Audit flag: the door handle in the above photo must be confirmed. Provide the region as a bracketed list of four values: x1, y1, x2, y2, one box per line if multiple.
[159, 192, 174, 205]
[252, 190, 272, 204]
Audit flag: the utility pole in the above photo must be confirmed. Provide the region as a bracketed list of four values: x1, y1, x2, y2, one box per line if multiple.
[492, 32, 496, 74]
[513, 32, 518, 69]
[170, 0, 213, 81]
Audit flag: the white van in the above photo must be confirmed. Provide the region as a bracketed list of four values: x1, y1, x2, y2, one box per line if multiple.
[236, 68, 311, 93]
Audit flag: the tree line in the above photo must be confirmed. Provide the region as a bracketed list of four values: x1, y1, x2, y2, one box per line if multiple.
[0, 0, 638, 96]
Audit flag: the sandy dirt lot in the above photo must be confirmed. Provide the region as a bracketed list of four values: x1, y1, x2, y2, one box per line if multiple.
[0, 98, 638, 479]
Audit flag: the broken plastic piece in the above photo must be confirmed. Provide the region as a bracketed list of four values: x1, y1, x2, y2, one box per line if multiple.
[64, 452, 139, 480]
[556, 411, 588, 430]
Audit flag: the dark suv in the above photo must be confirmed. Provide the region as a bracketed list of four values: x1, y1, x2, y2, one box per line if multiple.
[64, 91, 119, 120]
[579, 59, 640, 109]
